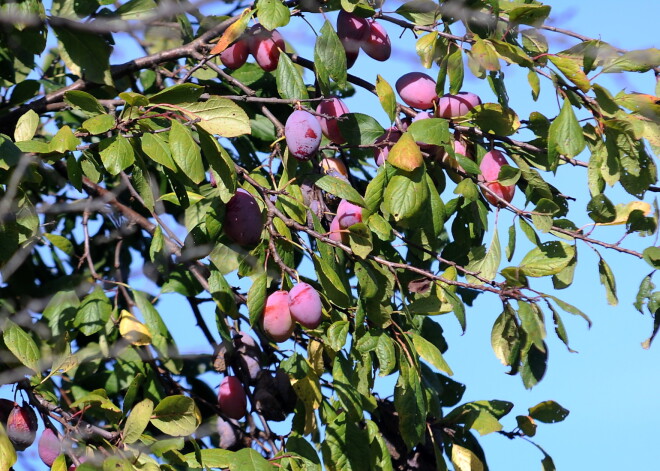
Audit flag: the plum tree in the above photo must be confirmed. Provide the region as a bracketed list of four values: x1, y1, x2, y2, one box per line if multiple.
[284, 109, 322, 160]
[262, 291, 295, 342]
[288, 282, 323, 328]
[479, 149, 515, 206]
[316, 97, 349, 144]
[248, 24, 285, 71]
[37, 428, 60, 467]
[218, 376, 248, 420]
[435, 91, 482, 119]
[223, 188, 263, 245]
[396, 72, 438, 109]
[0, 1, 658, 470]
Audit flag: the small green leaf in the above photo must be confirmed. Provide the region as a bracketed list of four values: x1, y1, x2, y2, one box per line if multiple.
[14, 110, 39, 142]
[598, 256, 618, 306]
[99, 134, 135, 175]
[123, 399, 154, 444]
[547, 99, 586, 168]
[151, 395, 201, 437]
[247, 272, 268, 326]
[314, 21, 347, 92]
[387, 133, 424, 172]
[53, 27, 112, 85]
[409, 332, 452, 375]
[642, 246, 660, 269]
[178, 96, 251, 137]
[376, 75, 397, 122]
[338, 113, 384, 146]
[519, 241, 575, 277]
[276, 52, 309, 100]
[549, 55, 591, 92]
[3, 322, 41, 374]
[75, 286, 112, 336]
[451, 444, 485, 471]
[63, 90, 106, 116]
[140, 132, 176, 171]
[169, 119, 205, 184]
[149, 84, 205, 104]
[408, 118, 450, 147]
[256, 0, 290, 30]
[81, 114, 115, 135]
[44, 233, 74, 256]
[309, 175, 365, 207]
[468, 103, 520, 136]
[528, 400, 569, 423]
[470, 37, 500, 72]
[416, 32, 438, 69]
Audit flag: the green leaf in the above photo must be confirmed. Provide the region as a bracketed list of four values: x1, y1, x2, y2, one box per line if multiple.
[409, 332, 452, 375]
[276, 52, 309, 100]
[247, 272, 268, 326]
[14, 110, 39, 142]
[504, 3, 551, 26]
[519, 241, 575, 277]
[416, 32, 438, 69]
[467, 103, 520, 136]
[3, 322, 41, 374]
[387, 133, 423, 172]
[383, 169, 428, 223]
[376, 75, 397, 122]
[321, 413, 372, 471]
[53, 26, 112, 85]
[466, 228, 501, 284]
[179, 97, 251, 137]
[327, 321, 350, 351]
[447, 43, 464, 94]
[151, 395, 201, 437]
[81, 114, 115, 135]
[182, 449, 234, 467]
[150, 84, 205, 104]
[394, 361, 426, 448]
[587, 193, 616, 223]
[643, 247, 660, 269]
[99, 134, 135, 175]
[115, 0, 158, 19]
[528, 400, 569, 423]
[395, 0, 441, 26]
[256, 0, 290, 30]
[140, 132, 176, 171]
[44, 233, 74, 256]
[518, 301, 545, 351]
[75, 286, 112, 336]
[602, 48, 660, 73]
[521, 342, 547, 389]
[63, 90, 106, 116]
[0, 135, 22, 169]
[451, 444, 485, 471]
[314, 21, 347, 92]
[169, 119, 205, 184]
[470, 37, 500, 72]
[598, 256, 618, 306]
[376, 334, 397, 376]
[547, 99, 586, 168]
[490, 39, 534, 68]
[408, 118, 450, 147]
[548, 55, 591, 92]
[528, 69, 540, 101]
[230, 448, 273, 471]
[123, 399, 154, 444]
[309, 175, 365, 207]
[348, 223, 373, 259]
[491, 307, 520, 367]
[50, 125, 80, 153]
[338, 113, 385, 146]
[546, 295, 592, 326]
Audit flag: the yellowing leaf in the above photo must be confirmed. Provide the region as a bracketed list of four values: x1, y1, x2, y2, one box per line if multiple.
[0, 423, 17, 471]
[209, 9, 251, 55]
[119, 310, 152, 346]
[596, 201, 652, 226]
[387, 133, 424, 172]
[451, 444, 485, 471]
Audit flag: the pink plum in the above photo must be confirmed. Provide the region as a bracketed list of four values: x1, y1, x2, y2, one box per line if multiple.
[262, 291, 294, 342]
[373, 127, 402, 166]
[285, 110, 322, 160]
[220, 39, 249, 69]
[336, 199, 362, 228]
[479, 150, 515, 206]
[38, 428, 60, 467]
[396, 72, 438, 109]
[218, 376, 248, 420]
[435, 92, 482, 119]
[249, 24, 285, 72]
[362, 20, 391, 61]
[316, 97, 350, 144]
[288, 282, 323, 329]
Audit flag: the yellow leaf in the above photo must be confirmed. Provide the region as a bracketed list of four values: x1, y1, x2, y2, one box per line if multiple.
[0, 423, 17, 471]
[596, 201, 652, 226]
[210, 9, 252, 55]
[387, 132, 424, 172]
[119, 310, 152, 346]
[451, 444, 484, 471]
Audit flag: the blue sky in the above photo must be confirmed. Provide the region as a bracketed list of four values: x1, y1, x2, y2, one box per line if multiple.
[4, 1, 660, 469]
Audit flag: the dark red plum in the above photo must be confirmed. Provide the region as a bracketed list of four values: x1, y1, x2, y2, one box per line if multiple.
[362, 20, 391, 61]
[249, 24, 285, 72]
[224, 188, 263, 246]
[218, 376, 247, 420]
[220, 38, 249, 69]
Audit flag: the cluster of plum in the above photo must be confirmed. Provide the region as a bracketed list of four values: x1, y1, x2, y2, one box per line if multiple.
[216, 332, 295, 447]
[262, 282, 323, 341]
[337, 10, 391, 67]
[220, 24, 285, 71]
[0, 399, 74, 469]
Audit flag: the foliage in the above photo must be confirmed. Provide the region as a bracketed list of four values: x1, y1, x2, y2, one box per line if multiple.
[0, 0, 658, 470]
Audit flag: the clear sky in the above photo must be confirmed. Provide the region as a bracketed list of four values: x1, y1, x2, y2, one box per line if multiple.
[4, 1, 660, 470]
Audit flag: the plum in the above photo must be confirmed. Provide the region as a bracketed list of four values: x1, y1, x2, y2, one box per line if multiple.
[336, 199, 362, 228]
[413, 111, 432, 122]
[236, 331, 261, 383]
[224, 188, 263, 246]
[38, 428, 60, 467]
[218, 376, 247, 420]
[328, 216, 344, 243]
[285, 110, 322, 160]
[262, 290, 294, 342]
[249, 24, 285, 72]
[220, 38, 249, 69]
[435, 92, 482, 119]
[362, 20, 391, 61]
[217, 417, 238, 449]
[7, 404, 37, 451]
[316, 97, 349, 144]
[373, 127, 402, 166]
[479, 150, 515, 206]
[337, 11, 369, 68]
[288, 282, 323, 328]
[0, 398, 13, 424]
[321, 157, 349, 180]
[396, 72, 438, 109]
